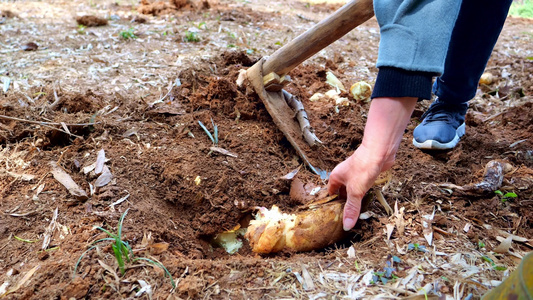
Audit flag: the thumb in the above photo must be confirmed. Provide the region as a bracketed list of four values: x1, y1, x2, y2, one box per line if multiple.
[343, 191, 362, 231]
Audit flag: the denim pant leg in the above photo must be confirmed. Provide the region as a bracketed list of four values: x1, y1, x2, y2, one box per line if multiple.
[432, 0, 513, 105]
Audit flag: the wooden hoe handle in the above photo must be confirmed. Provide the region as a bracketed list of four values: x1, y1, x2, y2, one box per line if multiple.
[262, 0, 375, 76]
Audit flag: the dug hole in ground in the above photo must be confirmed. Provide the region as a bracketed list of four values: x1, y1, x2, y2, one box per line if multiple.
[0, 0, 532, 299]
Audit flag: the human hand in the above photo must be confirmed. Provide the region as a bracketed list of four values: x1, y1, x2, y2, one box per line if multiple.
[327, 144, 394, 231]
[327, 96, 418, 231]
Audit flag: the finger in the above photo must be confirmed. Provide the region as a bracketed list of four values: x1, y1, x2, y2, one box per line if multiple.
[343, 192, 362, 231]
[327, 171, 343, 196]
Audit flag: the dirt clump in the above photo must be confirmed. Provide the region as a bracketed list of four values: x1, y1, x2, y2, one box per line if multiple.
[75, 15, 108, 27]
[1, 10, 17, 19]
[137, 0, 211, 15]
[219, 50, 256, 67]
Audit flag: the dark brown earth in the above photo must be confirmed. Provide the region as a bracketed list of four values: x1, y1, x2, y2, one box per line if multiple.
[0, 0, 532, 299]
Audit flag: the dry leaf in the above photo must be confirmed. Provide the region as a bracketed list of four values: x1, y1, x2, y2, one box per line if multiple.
[1, 265, 40, 297]
[393, 201, 405, 236]
[422, 210, 435, 246]
[95, 149, 106, 174]
[300, 264, 315, 291]
[280, 166, 300, 180]
[49, 161, 88, 201]
[135, 280, 152, 298]
[82, 162, 96, 174]
[385, 223, 395, 240]
[94, 165, 112, 187]
[493, 235, 513, 254]
[376, 190, 392, 215]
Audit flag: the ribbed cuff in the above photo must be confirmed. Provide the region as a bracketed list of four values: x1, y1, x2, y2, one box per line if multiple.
[371, 67, 434, 100]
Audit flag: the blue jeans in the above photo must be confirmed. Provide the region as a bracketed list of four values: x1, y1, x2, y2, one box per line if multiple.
[432, 0, 513, 105]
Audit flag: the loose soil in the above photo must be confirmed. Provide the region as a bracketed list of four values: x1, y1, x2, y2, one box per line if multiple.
[0, 0, 532, 299]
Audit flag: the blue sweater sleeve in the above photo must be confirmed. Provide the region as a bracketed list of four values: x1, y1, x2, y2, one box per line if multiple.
[373, 0, 462, 74]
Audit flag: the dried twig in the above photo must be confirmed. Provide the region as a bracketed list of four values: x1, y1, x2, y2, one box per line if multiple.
[0, 114, 98, 138]
[0, 114, 98, 126]
[48, 85, 62, 110]
[209, 146, 238, 158]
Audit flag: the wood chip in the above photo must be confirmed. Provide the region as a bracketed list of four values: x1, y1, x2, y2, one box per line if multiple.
[42, 208, 58, 250]
[463, 223, 471, 233]
[347, 246, 356, 258]
[49, 161, 88, 201]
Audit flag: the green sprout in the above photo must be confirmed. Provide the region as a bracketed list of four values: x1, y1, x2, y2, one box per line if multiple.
[481, 255, 508, 271]
[183, 31, 200, 42]
[77, 24, 87, 34]
[478, 240, 486, 249]
[120, 28, 137, 40]
[197, 21, 207, 29]
[198, 119, 218, 145]
[370, 260, 398, 285]
[227, 32, 237, 39]
[495, 190, 518, 203]
[74, 209, 175, 288]
[408, 243, 427, 253]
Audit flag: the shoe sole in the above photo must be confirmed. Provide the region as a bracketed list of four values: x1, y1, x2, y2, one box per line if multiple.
[412, 123, 465, 150]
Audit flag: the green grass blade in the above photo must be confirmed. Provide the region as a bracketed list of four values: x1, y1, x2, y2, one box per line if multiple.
[112, 244, 126, 276]
[73, 245, 97, 278]
[198, 120, 215, 144]
[211, 118, 219, 145]
[94, 226, 117, 239]
[134, 257, 176, 288]
[117, 209, 130, 263]
[121, 240, 133, 262]
[92, 237, 116, 245]
[118, 208, 130, 240]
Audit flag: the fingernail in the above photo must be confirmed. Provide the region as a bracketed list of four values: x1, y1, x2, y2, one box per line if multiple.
[343, 218, 356, 231]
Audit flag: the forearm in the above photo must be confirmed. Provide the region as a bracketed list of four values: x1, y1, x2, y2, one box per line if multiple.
[360, 96, 417, 169]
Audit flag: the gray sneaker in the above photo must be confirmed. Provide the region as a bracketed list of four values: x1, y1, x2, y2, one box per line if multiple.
[412, 98, 468, 150]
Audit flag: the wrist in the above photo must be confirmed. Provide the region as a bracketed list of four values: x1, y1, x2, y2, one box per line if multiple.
[359, 96, 417, 168]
